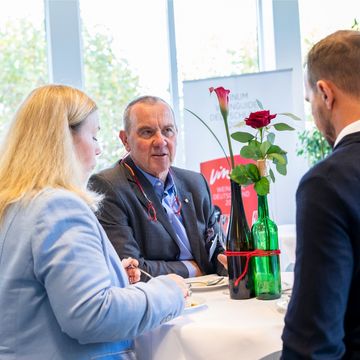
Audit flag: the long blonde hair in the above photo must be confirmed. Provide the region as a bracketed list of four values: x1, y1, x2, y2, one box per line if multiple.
[0, 84, 99, 220]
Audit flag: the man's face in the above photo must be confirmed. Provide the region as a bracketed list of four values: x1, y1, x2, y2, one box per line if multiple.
[304, 70, 336, 147]
[120, 101, 177, 182]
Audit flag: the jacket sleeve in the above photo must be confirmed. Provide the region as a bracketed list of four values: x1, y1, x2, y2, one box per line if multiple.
[31, 191, 185, 344]
[90, 174, 189, 279]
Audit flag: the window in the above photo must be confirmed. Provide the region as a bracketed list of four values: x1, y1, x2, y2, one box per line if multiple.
[80, 0, 170, 168]
[0, 0, 46, 136]
[299, 0, 360, 58]
[174, 0, 259, 82]
[296, 0, 359, 163]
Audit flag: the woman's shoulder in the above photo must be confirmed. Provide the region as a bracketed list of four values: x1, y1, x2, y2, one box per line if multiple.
[35, 187, 86, 204]
[30, 188, 91, 217]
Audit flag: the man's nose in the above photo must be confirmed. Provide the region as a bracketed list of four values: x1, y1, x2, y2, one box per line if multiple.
[153, 131, 167, 146]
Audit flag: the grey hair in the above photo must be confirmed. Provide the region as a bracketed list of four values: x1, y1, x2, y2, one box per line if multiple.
[122, 95, 176, 132]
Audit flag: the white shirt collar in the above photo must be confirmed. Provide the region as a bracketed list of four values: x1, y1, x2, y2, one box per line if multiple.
[334, 119, 360, 147]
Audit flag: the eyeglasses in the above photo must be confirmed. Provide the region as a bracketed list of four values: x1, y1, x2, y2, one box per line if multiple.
[122, 160, 182, 221]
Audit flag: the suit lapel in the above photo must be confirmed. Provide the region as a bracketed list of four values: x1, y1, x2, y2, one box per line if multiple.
[173, 173, 207, 268]
[122, 157, 149, 211]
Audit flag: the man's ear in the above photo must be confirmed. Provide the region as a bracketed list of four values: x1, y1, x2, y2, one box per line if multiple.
[317, 80, 334, 110]
[119, 130, 131, 152]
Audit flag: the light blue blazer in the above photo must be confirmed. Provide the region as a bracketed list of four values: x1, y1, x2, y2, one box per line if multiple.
[0, 189, 184, 359]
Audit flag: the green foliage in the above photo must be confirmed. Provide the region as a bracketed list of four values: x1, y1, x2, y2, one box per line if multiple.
[230, 110, 299, 195]
[0, 19, 47, 136]
[82, 27, 140, 169]
[273, 123, 295, 131]
[297, 127, 332, 166]
[254, 176, 270, 196]
[0, 20, 140, 170]
[352, 18, 359, 31]
[296, 18, 357, 167]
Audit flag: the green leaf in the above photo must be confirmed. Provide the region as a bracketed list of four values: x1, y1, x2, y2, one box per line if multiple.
[240, 145, 256, 159]
[248, 140, 263, 159]
[249, 139, 261, 147]
[260, 141, 271, 157]
[254, 176, 270, 195]
[268, 153, 287, 165]
[278, 112, 301, 121]
[267, 144, 286, 155]
[230, 165, 253, 186]
[269, 168, 275, 183]
[273, 123, 295, 131]
[231, 164, 248, 178]
[231, 131, 254, 143]
[256, 99, 263, 110]
[276, 162, 287, 175]
[245, 163, 260, 182]
[267, 132, 275, 144]
[230, 174, 253, 186]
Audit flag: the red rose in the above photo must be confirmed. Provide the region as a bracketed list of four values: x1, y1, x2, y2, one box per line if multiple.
[244, 110, 277, 129]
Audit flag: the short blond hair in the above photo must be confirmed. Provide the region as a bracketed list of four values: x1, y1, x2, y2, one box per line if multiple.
[0, 84, 99, 220]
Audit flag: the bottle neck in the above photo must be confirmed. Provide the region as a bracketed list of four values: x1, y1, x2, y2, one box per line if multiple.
[229, 179, 250, 231]
[257, 195, 269, 219]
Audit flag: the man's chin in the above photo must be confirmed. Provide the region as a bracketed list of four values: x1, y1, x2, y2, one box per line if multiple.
[149, 165, 171, 181]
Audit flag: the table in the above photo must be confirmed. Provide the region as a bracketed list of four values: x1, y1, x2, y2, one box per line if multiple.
[135, 273, 293, 360]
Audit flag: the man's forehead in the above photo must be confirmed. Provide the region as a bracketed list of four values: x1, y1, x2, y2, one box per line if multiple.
[131, 102, 175, 123]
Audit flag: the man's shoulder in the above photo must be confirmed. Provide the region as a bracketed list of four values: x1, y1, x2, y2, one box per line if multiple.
[89, 161, 129, 195]
[91, 161, 125, 182]
[171, 166, 203, 179]
[171, 166, 209, 193]
[299, 143, 359, 193]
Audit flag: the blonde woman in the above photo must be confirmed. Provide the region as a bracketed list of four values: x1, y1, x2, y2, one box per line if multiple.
[0, 85, 187, 360]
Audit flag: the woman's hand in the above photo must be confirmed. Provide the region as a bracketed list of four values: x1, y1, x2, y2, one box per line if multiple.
[122, 257, 141, 284]
[166, 273, 191, 298]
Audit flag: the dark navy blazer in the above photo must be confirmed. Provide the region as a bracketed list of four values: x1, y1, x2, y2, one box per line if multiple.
[282, 132, 360, 359]
[89, 156, 226, 279]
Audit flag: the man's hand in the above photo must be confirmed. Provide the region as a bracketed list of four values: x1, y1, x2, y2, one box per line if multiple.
[217, 253, 228, 270]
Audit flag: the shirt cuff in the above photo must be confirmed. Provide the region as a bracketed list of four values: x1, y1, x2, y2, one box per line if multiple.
[182, 260, 197, 277]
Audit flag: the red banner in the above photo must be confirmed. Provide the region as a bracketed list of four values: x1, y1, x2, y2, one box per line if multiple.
[200, 155, 257, 230]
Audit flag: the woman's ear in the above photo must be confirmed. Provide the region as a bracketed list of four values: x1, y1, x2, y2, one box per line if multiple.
[316, 80, 334, 110]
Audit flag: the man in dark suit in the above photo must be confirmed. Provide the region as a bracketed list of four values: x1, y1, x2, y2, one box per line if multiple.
[90, 96, 227, 279]
[282, 30, 360, 359]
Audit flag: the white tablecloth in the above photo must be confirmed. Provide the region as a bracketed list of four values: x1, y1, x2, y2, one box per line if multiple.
[135, 273, 293, 360]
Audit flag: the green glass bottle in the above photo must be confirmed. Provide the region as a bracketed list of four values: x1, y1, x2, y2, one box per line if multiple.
[251, 194, 281, 300]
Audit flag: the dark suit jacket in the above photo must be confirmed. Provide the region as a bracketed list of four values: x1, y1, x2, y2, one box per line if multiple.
[282, 132, 360, 359]
[89, 156, 226, 279]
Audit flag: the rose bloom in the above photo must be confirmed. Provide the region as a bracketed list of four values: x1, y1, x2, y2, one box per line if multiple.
[245, 110, 277, 129]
